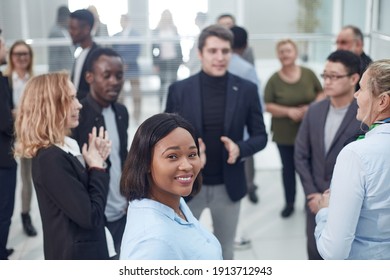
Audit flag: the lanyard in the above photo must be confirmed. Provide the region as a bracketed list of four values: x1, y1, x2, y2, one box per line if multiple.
[356, 117, 390, 140]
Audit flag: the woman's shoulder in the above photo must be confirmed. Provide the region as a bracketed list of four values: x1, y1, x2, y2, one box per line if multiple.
[300, 66, 319, 77]
[35, 145, 68, 162]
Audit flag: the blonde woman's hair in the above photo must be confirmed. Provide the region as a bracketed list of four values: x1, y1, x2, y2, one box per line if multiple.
[358, 59, 390, 126]
[276, 39, 298, 52]
[4, 40, 34, 77]
[14, 72, 73, 158]
[365, 59, 390, 98]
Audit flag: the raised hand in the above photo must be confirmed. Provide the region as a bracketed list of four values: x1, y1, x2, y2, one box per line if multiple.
[82, 126, 112, 169]
[220, 136, 240, 164]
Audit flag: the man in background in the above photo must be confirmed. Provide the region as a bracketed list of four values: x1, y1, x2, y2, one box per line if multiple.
[295, 50, 363, 259]
[336, 25, 372, 89]
[69, 9, 98, 100]
[48, 6, 74, 72]
[72, 48, 129, 259]
[228, 25, 263, 206]
[216, 14, 255, 65]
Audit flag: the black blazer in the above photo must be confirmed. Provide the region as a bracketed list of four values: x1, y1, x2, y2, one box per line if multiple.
[165, 72, 268, 201]
[32, 145, 109, 259]
[0, 73, 16, 168]
[71, 95, 129, 169]
[71, 42, 99, 100]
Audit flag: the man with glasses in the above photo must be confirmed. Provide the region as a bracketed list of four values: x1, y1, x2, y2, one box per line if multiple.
[0, 29, 17, 259]
[336, 25, 372, 89]
[294, 50, 364, 260]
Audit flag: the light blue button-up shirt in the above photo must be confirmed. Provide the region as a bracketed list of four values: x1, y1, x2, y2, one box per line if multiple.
[120, 197, 223, 260]
[315, 124, 390, 259]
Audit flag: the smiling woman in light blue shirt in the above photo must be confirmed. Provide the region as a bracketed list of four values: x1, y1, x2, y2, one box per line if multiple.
[119, 113, 222, 260]
[121, 198, 221, 259]
[315, 59, 390, 260]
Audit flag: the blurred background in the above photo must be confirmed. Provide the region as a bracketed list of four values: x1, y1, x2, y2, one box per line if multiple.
[1, 0, 389, 79]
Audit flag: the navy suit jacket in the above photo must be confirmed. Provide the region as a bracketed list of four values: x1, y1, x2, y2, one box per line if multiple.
[295, 98, 363, 196]
[165, 72, 267, 201]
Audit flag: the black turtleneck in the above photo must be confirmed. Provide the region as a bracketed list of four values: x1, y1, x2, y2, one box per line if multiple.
[200, 70, 228, 185]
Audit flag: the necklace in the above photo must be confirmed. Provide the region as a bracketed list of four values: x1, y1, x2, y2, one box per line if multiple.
[356, 117, 390, 140]
[174, 208, 187, 221]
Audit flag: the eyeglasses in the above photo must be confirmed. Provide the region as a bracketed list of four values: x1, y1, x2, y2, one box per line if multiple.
[320, 73, 351, 81]
[12, 52, 30, 57]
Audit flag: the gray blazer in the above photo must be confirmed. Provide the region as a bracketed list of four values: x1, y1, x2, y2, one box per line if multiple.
[294, 98, 363, 196]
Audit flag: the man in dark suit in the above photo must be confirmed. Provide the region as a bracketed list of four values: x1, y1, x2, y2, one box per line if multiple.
[336, 25, 373, 90]
[165, 24, 267, 259]
[48, 6, 74, 72]
[0, 30, 17, 260]
[69, 9, 98, 100]
[295, 50, 363, 259]
[71, 48, 129, 259]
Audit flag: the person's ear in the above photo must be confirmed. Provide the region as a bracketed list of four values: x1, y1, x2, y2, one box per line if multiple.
[351, 73, 360, 86]
[378, 93, 390, 110]
[85, 71, 93, 85]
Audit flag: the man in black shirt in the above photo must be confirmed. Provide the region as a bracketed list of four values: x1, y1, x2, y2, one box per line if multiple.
[165, 24, 267, 259]
[336, 25, 373, 90]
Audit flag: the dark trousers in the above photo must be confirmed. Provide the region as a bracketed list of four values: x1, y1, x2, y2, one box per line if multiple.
[276, 144, 296, 205]
[0, 166, 17, 259]
[245, 155, 256, 191]
[106, 215, 127, 259]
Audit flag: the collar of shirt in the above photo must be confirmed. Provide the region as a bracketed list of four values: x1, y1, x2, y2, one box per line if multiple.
[12, 71, 30, 82]
[55, 136, 82, 157]
[130, 198, 194, 225]
[365, 122, 390, 139]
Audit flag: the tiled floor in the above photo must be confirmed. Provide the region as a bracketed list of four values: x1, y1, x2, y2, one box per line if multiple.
[7, 60, 314, 260]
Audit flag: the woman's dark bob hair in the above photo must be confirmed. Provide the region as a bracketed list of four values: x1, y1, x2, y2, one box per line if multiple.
[120, 113, 202, 201]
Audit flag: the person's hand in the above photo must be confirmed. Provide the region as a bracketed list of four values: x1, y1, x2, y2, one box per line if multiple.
[198, 138, 206, 168]
[287, 106, 306, 122]
[307, 192, 322, 214]
[318, 189, 330, 211]
[220, 136, 240, 164]
[82, 126, 111, 169]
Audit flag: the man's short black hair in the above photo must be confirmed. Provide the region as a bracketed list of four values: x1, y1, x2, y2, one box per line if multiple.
[70, 9, 94, 30]
[230, 25, 248, 50]
[57, 6, 70, 23]
[327, 50, 361, 75]
[86, 47, 122, 72]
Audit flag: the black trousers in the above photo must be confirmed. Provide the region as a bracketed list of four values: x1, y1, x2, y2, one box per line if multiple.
[0, 166, 17, 259]
[276, 144, 296, 205]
